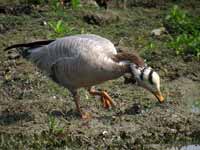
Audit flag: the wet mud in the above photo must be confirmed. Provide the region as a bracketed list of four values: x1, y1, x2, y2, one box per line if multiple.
[0, 0, 199, 149]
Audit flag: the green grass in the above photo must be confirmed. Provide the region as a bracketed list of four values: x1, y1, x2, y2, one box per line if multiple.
[71, 0, 80, 9]
[0, 130, 71, 150]
[48, 115, 64, 135]
[48, 19, 84, 38]
[165, 5, 200, 59]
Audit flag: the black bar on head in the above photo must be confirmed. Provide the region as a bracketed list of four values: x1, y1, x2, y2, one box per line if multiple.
[140, 67, 147, 81]
[148, 70, 154, 85]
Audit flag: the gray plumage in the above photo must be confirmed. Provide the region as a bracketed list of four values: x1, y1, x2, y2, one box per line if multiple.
[26, 34, 124, 92]
[5, 34, 164, 118]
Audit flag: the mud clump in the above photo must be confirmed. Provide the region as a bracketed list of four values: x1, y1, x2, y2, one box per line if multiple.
[0, 0, 200, 149]
[127, 0, 168, 8]
[83, 11, 119, 25]
[124, 103, 143, 115]
[0, 5, 33, 15]
[107, 0, 171, 9]
[0, 24, 9, 34]
[0, 110, 33, 126]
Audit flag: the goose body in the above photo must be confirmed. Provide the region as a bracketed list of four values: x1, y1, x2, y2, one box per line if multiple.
[5, 34, 164, 119]
[28, 34, 127, 90]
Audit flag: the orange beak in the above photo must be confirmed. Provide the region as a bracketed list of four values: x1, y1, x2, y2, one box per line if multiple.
[152, 91, 164, 103]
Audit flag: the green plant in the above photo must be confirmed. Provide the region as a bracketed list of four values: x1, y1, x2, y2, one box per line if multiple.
[71, 0, 80, 9]
[49, 0, 65, 17]
[165, 5, 200, 59]
[169, 33, 200, 57]
[48, 20, 65, 34]
[140, 41, 157, 58]
[48, 116, 64, 135]
[49, 0, 62, 11]
[48, 20, 75, 38]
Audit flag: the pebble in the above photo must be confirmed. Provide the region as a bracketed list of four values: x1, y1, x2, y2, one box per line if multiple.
[102, 130, 108, 136]
[151, 27, 166, 36]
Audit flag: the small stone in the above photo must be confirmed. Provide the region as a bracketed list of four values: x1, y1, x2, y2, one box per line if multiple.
[102, 130, 108, 136]
[5, 73, 12, 81]
[42, 21, 47, 26]
[183, 54, 193, 62]
[85, 93, 89, 100]
[151, 27, 166, 36]
[83, 11, 119, 26]
[82, 0, 99, 8]
[170, 128, 177, 133]
[112, 116, 116, 119]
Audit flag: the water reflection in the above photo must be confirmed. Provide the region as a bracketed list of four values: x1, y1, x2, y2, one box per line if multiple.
[168, 145, 200, 150]
[191, 100, 200, 113]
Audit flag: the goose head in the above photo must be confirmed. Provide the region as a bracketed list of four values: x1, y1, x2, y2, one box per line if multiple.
[130, 64, 164, 103]
[112, 51, 164, 102]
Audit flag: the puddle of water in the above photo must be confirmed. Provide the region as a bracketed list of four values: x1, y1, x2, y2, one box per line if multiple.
[191, 100, 200, 114]
[166, 145, 200, 150]
[191, 105, 200, 114]
[166, 78, 200, 114]
[180, 145, 200, 150]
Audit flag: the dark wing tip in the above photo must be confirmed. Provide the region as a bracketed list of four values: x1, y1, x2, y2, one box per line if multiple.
[4, 45, 16, 51]
[4, 39, 55, 51]
[4, 44, 28, 51]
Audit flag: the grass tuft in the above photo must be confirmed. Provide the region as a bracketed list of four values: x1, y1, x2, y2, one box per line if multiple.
[164, 5, 200, 59]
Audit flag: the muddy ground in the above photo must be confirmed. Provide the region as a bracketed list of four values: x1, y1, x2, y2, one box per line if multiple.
[0, 0, 200, 149]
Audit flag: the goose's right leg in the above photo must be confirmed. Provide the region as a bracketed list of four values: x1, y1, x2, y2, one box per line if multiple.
[71, 90, 91, 120]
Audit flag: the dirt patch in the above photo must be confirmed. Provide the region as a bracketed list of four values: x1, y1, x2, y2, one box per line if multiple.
[0, 24, 9, 34]
[0, 4, 33, 15]
[83, 10, 119, 25]
[0, 1, 200, 149]
[126, 0, 170, 8]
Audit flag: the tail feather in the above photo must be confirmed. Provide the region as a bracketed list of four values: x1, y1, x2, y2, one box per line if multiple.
[4, 39, 55, 51]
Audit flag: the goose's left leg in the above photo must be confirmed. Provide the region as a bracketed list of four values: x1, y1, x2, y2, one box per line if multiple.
[88, 87, 116, 109]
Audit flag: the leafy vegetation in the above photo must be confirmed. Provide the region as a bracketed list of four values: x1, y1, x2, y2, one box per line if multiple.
[165, 5, 200, 58]
[48, 115, 64, 135]
[0, 116, 68, 149]
[0, 128, 69, 149]
[71, 0, 80, 9]
[48, 20, 76, 38]
[47, 0, 82, 38]
[48, 0, 66, 17]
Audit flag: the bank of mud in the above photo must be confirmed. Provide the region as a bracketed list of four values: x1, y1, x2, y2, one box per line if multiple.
[0, 0, 200, 149]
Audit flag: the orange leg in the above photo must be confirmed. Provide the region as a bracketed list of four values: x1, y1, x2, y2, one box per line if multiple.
[72, 90, 91, 120]
[88, 87, 116, 109]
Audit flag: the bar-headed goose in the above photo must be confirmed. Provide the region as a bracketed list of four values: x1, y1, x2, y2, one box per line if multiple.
[5, 34, 164, 119]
